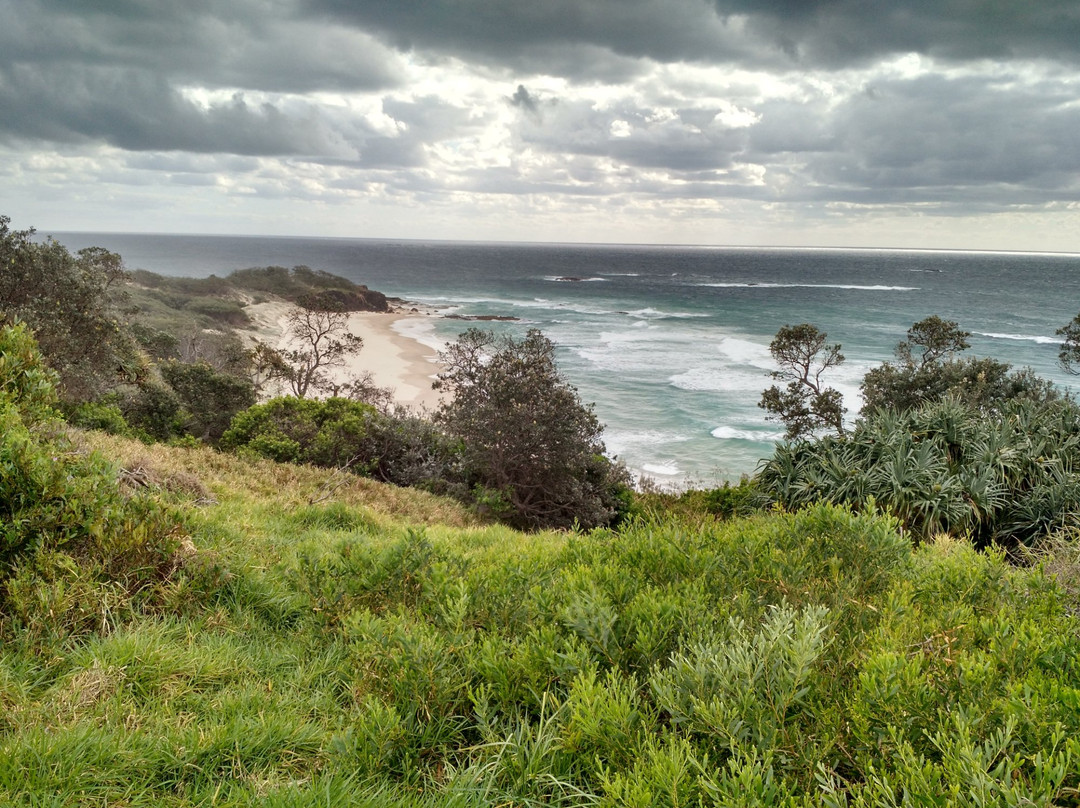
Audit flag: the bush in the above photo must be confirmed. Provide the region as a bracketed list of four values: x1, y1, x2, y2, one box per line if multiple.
[64, 401, 132, 436]
[221, 397, 377, 469]
[0, 323, 183, 638]
[117, 381, 186, 443]
[861, 356, 1058, 416]
[221, 397, 463, 492]
[182, 296, 250, 327]
[159, 360, 256, 443]
[435, 328, 630, 530]
[0, 216, 139, 403]
[758, 396, 1080, 548]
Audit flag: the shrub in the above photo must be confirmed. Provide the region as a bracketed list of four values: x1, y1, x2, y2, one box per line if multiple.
[64, 401, 132, 436]
[221, 397, 376, 469]
[159, 360, 256, 443]
[758, 396, 1080, 547]
[435, 328, 630, 530]
[0, 216, 139, 403]
[117, 381, 187, 442]
[0, 323, 183, 638]
[182, 296, 250, 327]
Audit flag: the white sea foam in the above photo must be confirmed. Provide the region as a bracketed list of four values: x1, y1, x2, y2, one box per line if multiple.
[605, 430, 691, 458]
[544, 276, 608, 282]
[642, 460, 681, 476]
[711, 426, 786, 442]
[715, 335, 774, 369]
[697, 283, 918, 291]
[413, 294, 613, 316]
[668, 366, 768, 393]
[624, 307, 710, 320]
[977, 332, 1058, 345]
[391, 318, 447, 354]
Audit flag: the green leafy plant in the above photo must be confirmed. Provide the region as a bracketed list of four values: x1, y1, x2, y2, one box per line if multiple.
[435, 328, 630, 530]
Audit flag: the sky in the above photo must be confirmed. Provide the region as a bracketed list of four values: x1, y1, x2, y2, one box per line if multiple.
[3, 0, 1080, 250]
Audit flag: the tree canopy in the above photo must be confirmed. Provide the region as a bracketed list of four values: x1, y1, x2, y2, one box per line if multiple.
[759, 323, 846, 440]
[0, 215, 139, 402]
[435, 328, 628, 530]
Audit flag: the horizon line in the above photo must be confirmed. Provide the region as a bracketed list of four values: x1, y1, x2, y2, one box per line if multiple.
[44, 228, 1080, 259]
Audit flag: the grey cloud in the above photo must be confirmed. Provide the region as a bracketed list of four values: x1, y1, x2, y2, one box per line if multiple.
[805, 74, 1080, 193]
[308, 0, 1080, 73]
[516, 97, 747, 172]
[722, 0, 1080, 67]
[1, 0, 403, 94]
[723, 71, 1080, 208]
[0, 64, 348, 156]
[308, 0, 746, 76]
[510, 85, 539, 114]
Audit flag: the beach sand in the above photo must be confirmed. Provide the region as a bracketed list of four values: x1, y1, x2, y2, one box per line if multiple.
[238, 302, 445, 411]
[342, 311, 444, 411]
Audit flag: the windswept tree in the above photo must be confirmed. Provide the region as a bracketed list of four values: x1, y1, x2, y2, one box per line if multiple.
[1056, 312, 1080, 375]
[759, 323, 846, 440]
[895, 315, 971, 368]
[254, 305, 364, 398]
[434, 328, 628, 530]
[862, 315, 1055, 415]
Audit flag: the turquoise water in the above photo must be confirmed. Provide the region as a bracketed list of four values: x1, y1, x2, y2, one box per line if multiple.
[52, 233, 1080, 483]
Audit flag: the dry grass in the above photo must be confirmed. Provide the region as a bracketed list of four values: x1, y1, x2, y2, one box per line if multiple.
[74, 430, 481, 529]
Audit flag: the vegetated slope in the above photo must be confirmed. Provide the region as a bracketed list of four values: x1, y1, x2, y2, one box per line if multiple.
[2, 430, 1079, 805]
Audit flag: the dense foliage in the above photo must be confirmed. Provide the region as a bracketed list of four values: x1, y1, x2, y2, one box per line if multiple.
[221, 396, 380, 467]
[861, 316, 1057, 416]
[3, 452, 1078, 805]
[0, 323, 182, 638]
[0, 215, 140, 402]
[759, 396, 1080, 547]
[435, 328, 630, 530]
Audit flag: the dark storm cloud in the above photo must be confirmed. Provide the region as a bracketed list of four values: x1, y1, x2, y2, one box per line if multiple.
[5, 0, 1079, 233]
[307, 0, 744, 76]
[721, 0, 1080, 67]
[744, 72, 1080, 201]
[0, 0, 402, 95]
[0, 64, 346, 156]
[308, 0, 1080, 71]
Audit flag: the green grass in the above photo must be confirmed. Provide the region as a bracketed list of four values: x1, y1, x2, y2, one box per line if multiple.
[3, 433, 1080, 805]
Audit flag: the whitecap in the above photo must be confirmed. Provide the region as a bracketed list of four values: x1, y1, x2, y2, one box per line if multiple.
[642, 460, 681, 476]
[711, 426, 786, 442]
[669, 367, 768, 394]
[696, 283, 918, 291]
[715, 336, 774, 369]
[976, 332, 1058, 345]
[605, 430, 691, 459]
[544, 275, 609, 282]
[624, 307, 710, 320]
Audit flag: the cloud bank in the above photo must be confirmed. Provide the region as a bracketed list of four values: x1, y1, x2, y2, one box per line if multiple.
[2, 0, 1078, 248]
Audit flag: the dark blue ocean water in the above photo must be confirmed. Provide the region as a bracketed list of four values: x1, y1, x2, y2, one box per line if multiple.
[51, 232, 1080, 483]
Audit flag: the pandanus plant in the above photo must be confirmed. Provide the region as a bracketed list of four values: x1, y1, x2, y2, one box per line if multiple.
[757, 396, 1080, 548]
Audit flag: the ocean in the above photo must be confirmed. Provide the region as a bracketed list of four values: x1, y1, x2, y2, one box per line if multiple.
[51, 232, 1080, 484]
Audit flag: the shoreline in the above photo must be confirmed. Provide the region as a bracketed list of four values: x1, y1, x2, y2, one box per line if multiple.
[238, 301, 447, 411]
[342, 310, 445, 412]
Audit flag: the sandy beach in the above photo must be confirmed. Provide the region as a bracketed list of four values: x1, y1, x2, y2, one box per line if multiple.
[238, 301, 445, 411]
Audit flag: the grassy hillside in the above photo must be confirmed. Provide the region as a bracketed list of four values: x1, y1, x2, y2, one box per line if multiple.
[3, 429, 1079, 806]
